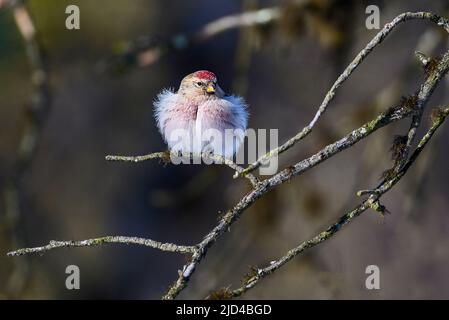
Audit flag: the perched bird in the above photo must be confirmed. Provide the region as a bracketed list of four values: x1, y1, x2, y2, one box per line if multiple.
[154, 70, 248, 158]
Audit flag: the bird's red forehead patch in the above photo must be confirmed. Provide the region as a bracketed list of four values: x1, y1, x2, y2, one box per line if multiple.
[195, 70, 216, 80]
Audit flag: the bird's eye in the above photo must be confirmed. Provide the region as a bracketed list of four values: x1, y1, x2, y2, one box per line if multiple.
[195, 82, 203, 87]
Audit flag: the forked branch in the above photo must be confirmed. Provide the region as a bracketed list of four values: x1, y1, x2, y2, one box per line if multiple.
[236, 11, 449, 178]
[230, 106, 449, 297]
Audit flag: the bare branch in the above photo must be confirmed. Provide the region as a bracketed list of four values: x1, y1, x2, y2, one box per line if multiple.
[6, 9, 449, 301]
[163, 106, 409, 299]
[400, 109, 423, 169]
[99, 6, 282, 72]
[230, 107, 449, 297]
[105, 151, 260, 187]
[236, 11, 449, 178]
[7, 236, 196, 256]
[106, 152, 171, 163]
[100, 1, 313, 72]
[163, 48, 449, 300]
[2, 0, 51, 296]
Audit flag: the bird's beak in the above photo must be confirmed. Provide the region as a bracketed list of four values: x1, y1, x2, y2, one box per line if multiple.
[206, 84, 216, 94]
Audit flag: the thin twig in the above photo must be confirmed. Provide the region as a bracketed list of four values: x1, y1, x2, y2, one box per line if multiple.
[7, 236, 196, 256]
[99, 6, 283, 72]
[100, 0, 313, 72]
[105, 151, 260, 187]
[236, 12, 449, 178]
[394, 51, 433, 172]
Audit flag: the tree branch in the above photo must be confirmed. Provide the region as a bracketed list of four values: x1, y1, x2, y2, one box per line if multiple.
[236, 11, 449, 178]
[100, 6, 281, 71]
[230, 106, 449, 297]
[2, 0, 51, 297]
[7, 236, 196, 256]
[163, 46, 449, 300]
[6, 10, 449, 301]
[105, 151, 260, 187]
[99, 0, 315, 72]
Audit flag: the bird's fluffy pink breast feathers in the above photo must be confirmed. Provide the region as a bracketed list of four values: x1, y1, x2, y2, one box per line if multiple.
[153, 85, 248, 156]
[154, 89, 196, 139]
[197, 95, 247, 132]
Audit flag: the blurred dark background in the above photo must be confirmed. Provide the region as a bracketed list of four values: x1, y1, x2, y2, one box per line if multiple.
[1, 0, 449, 299]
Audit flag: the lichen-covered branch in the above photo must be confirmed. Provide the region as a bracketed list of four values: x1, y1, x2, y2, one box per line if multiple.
[229, 106, 449, 297]
[163, 48, 449, 300]
[7, 236, 196, 256]
[105, 151, 260, 187]
[236, 11, 449, 178]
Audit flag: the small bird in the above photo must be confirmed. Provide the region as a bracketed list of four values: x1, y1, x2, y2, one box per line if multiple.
[154, 70, 248, 158]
